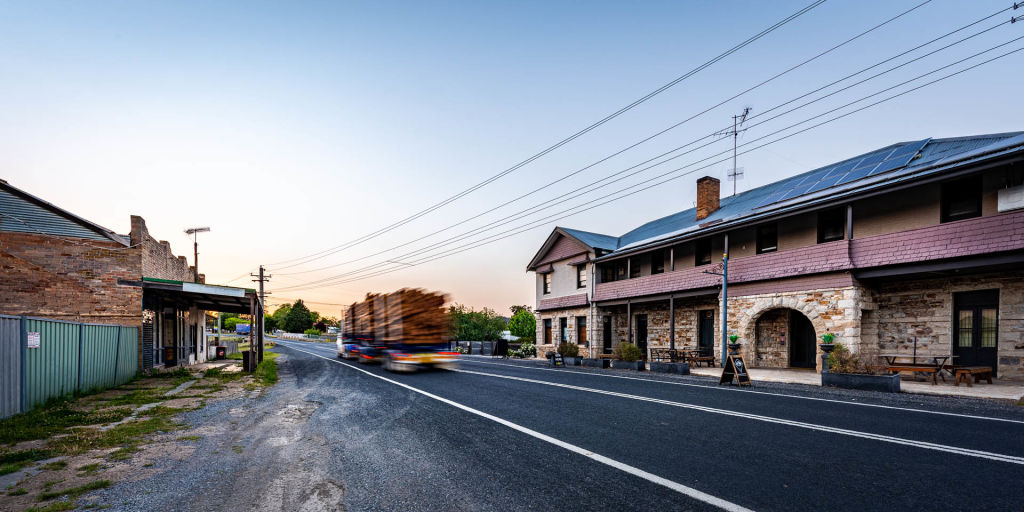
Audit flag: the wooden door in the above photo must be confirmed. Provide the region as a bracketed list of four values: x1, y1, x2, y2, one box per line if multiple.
[543, 319, 552, 345]
[602, 317, 612, 354]
[698, 310, 714, 353]
[559, 318, 568, 344]
[577, 317, 587, 346]
[636, 314, 648, 358]
[954, 290, 999, 376]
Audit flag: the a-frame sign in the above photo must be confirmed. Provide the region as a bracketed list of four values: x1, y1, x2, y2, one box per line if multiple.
[719, 354, 752, 387]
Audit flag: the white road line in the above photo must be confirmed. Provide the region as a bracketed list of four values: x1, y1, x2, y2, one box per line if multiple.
[459, 357, 1024, 425]
[273, 341, 755, 512]
[453, 367, 1024, 465]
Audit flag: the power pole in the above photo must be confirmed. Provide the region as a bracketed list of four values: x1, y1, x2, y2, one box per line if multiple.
[251, 265, 271, 364]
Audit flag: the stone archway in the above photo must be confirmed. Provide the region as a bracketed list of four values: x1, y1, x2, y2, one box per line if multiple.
[735, 296, 830, 371]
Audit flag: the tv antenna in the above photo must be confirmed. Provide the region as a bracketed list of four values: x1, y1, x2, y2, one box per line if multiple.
[726, 107, 751, 196]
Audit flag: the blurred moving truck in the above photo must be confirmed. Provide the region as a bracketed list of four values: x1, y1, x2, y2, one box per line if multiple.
[338, 288, 457, 372]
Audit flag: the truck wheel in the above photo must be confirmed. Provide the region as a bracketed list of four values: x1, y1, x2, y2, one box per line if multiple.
[383, 356, 394, 372]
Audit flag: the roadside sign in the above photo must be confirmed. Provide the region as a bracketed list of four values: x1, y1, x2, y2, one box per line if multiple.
[719, 354, 751, 386]
[27, 332, 40, 349]
[552, 353, 564, 367]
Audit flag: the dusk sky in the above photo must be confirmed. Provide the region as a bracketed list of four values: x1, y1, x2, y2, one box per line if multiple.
[3, 0, 1022, 315]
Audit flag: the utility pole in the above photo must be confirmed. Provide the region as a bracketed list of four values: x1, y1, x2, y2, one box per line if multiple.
[251, 265, 271, 364]
[726, 107, 752, 196]
[184, 227, 210, 283]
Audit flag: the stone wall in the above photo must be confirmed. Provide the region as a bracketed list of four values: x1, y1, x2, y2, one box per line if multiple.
[596, 297, 719, 359]
[753, 309, 789, 367]
[535, 306, 590, 358]
[0, 231, 143, 325]
[870, 271, 1024, 380]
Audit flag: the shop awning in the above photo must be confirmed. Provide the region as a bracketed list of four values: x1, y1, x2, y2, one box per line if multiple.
[141, 277, 261, 314]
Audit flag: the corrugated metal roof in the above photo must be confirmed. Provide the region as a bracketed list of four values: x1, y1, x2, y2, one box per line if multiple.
[0, 182, 128, 244]
[580, 131, 1024, 257]
[559, 227, 619, 251]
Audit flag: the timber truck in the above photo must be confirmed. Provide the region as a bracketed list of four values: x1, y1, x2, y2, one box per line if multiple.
[338, 288, 457, 372]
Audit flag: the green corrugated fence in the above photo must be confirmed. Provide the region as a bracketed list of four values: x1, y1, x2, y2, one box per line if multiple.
[1, 315, 139, 416]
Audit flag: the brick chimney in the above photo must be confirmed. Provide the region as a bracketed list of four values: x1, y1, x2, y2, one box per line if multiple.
[696, 176, 720, 220]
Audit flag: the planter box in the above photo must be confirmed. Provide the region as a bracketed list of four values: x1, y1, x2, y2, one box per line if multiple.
[822, 372, 900, 393]
[649, 362, 690, 375]
[471, 341, 482, 355]
[563, 356, 582, 366]
[582, 358, 609, 368]
[611, 360, 645, 371]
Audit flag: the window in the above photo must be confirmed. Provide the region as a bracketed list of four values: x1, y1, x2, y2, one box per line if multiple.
[542, 273, 551, 294]
[615, 260, 627, 280]
[941, 175, 982, 223]
[543, 319, 552, 344]
[696, 238, 712, 266]
[629, 257, 641, 278]
[817, 208, 846, 243]
[756, 224, 778, 254]
[576, 264, 587, 288]
[651, 249, 665, 275]
[600, 264, 615, 283]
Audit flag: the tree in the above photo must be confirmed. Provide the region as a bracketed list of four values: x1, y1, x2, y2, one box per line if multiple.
[224, 316, 249, 332]
[313, 320, 327, 333]
[448, 303, 506, 341]
[263, 314, 278, 333]
[509, 305, 532, 316]
[281, 300, 314, 333]
[507, 309, 536, 341]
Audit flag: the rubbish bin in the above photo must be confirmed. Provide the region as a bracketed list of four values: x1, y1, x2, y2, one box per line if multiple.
[164, 347, 176, 367]
[215, 346, 227, 360]
[241, 350, 252, 372]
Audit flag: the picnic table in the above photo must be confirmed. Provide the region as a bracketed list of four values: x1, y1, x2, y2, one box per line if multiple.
[881, 353, 957, 385]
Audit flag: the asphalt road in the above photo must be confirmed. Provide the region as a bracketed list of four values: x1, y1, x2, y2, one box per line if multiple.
[98, 338, 1024, 511]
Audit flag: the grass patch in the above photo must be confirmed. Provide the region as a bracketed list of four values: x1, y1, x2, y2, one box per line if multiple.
[254, 359, 278, 387]
[177, 435, 201, 442]
[26, 500, 77, 512]
[47, 415, 183, 459]
[8, 487, 27, 496]
[100, 388, 167, 407]
[0, 449, 53, 476]
[77, 463, 102, 475]
[231, 445, 243, 454]
[37, 479, 111, 501]
[0, 399, 133, 445]
[41, 460, 67, 471]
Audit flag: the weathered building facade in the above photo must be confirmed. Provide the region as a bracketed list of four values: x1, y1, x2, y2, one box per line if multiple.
[0, 180, 258, 370]
[527, 133, 1024, 380]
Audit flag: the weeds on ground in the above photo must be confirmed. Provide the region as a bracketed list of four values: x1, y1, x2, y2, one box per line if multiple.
[76, 463, 102, 476]
[25, 500, 77, 512]
[177, 435, 201, 442]
[40, 460, 67, 471]
[253, 359, 278, 386]
[0, 449, 52, 476]
[99, 388, 168, 407]
[0, 399, 133, 445]
[37, 479, 111, 501]
[8, 487, 27, 496]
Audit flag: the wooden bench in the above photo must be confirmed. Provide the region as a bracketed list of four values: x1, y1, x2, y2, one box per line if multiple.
[887, 365, 940, 385]
[954, 366, 993, 387]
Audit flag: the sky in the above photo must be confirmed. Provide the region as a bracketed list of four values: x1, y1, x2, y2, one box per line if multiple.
[2, 0, 1023, 315]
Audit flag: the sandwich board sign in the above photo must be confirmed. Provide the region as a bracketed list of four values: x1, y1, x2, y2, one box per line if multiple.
[552, 353, 565, 367]
[719, 354, 751, 386]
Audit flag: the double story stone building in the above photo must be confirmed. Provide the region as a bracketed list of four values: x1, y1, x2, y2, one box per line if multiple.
[527, 132, 1024, 380]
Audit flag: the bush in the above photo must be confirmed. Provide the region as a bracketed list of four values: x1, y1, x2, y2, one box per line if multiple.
[827, 342, 865, 374]
[509, 343, 536, 359]
[449, 304, 506, 341]
[507, 310, 536, 341]
[303, 328, 322, 336]
[557, 342, 579, 357]
[615, 342, 643, 362]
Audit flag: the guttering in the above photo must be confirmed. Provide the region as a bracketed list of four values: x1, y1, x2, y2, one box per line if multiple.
[594, 148, 1024, 263]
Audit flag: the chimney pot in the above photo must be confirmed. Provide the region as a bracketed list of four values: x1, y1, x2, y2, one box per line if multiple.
[696, 176, 720, 220]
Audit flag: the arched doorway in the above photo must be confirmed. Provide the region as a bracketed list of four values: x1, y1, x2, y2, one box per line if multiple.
[753, 308, 817, 368]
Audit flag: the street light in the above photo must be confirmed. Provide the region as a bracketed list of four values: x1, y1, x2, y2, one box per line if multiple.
[185, 227, 210, 283]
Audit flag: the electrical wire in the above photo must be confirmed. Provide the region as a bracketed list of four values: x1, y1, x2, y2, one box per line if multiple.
[274, 40, 1024, 292]
[268, 0, 829, 270]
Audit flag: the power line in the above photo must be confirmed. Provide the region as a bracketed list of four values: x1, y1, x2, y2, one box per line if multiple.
[274, 40, 1024, 292]
[275, 5, 1007, 283]
[276, 0, 939, 277]
[268, 0, 829, 270]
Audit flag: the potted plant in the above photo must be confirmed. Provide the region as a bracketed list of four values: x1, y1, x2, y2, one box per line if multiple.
[819, 332, 836, 353]
[820, 343, 899, 392]
[727, 334, 742, 354]
[611, 342, 645, 371]
[557, 342, 582, 366]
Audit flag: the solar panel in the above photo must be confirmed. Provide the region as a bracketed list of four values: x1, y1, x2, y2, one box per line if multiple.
[868, 138, 930, 176]
[849, 149, 892, 172]
[835, 166, 874, 185]
[823, 160, 858, 179]
[806, 174, 843, 193]
[778, 182, 814, 201]
[794, 167, 832, 187]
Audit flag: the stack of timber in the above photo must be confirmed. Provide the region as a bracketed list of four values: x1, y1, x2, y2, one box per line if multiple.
[346, 289, 449, 345]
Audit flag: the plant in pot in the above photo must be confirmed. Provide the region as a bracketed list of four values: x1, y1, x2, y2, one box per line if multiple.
[557, 342, 582, 365]
[821, 342, 900, 392]
[819, 332, 836, 353]
[727, 334, 742, 354]
[611, 342, 644, 371]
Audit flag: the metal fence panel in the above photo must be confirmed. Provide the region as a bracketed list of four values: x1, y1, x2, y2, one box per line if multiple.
[24, 318, 80, 410]
[81, 324, 119, 391]
[116, 327, 139, 385]
[0, 315, 22, 419]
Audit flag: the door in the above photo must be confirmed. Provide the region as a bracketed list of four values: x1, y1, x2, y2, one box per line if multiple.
[602, 317, 612, 354]
[698, 310, 714, 354]
[576, 317, 587, 346]
[789, 312, 816, 369]
[543, 319, 552, 345]
[954, 290, 999, 376]
[636, 314, 648, 359]
[559, 318, 568, 344]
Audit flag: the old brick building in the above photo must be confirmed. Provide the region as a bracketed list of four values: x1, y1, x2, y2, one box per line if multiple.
[527, 132, 1024, 380]
[0, 179, 258, 370]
